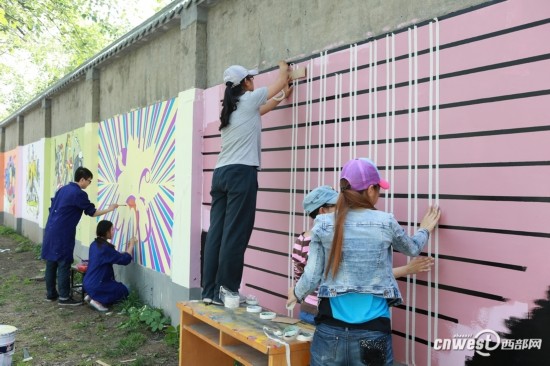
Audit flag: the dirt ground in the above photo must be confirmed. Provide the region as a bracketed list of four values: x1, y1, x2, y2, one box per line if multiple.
[0, 234, 179, 366]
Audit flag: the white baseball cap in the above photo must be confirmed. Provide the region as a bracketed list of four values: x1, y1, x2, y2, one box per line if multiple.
[223, 65, 258, 85]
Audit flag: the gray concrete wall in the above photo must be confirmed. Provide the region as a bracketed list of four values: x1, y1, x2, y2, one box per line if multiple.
[50, 78, 90, 136]
[20, 219, 43, 244]
[23, 106, 45, 144]
[204, 0, 489, 86]
[99, 26, 184, 120]
[2, 213, 17, 231]
[4, 121, 19, 150]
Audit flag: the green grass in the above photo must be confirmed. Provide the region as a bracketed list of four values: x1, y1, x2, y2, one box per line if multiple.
[1, 225, 178, 365]
[115, 289, 143, 312]
[72, 320, 91, 330]
[0, 225, 41, 256]
[104, 332, 147, 357]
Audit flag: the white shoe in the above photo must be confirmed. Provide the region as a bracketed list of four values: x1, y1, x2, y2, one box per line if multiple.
[84, 295, 91, 303]
[90, 299, 108, 312]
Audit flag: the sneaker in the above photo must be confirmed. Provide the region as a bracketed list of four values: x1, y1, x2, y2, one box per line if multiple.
[58, 297, 83, 306]
[89, 299, 108, 312]
[202, 298, 213, 304]
[45, 295, 58, 302]
[212, 297, 223, 306]
[84, 295, 91, 303]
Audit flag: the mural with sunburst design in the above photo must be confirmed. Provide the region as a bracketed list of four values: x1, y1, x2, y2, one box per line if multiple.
[98, 99, 176, 274]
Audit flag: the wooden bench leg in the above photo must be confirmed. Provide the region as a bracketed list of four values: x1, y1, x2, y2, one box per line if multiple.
[70, 268, 87, 302]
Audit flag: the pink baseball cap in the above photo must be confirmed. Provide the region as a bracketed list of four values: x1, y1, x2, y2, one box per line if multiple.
[340, 158, 390, 191]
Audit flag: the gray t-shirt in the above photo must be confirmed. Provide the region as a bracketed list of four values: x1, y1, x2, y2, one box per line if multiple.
[215, 87, 268, 170]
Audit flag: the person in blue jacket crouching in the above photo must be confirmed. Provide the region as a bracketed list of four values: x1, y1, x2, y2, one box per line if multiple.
[84, 220, 136, 312]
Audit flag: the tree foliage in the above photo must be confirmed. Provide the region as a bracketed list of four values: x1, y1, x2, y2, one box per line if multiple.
[0, 0, 169, 119]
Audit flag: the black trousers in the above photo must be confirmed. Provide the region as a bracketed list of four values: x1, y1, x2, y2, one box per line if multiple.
[201, 164, 258, 301]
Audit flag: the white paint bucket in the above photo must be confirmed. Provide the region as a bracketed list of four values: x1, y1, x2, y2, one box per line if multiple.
[223, 294, 240, 309]
[219, 286, 239, 309]
[0, 325, 17, 366]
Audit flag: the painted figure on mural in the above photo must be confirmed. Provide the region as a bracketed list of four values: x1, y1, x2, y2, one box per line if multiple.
[4, 155, 16, 214]
[41, 166, 119, 306]
[287, 158, 441, 366]
[83, 220, 135, 312]
[26, 144, 40, 218]
[54, 133, 83, 190]
[293, 185, 435, 325]
[201, 61, 293, 305]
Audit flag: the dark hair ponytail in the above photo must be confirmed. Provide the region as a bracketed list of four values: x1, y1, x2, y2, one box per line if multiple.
[325, 179, 376, 278]
[219, 81, 245, 130]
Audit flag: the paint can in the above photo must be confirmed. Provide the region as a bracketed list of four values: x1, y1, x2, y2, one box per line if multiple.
[0, 325, 17, 366]
[223, 294, 240, 309]
[220, 286, 239, 309]
[246, 305, 262, 313]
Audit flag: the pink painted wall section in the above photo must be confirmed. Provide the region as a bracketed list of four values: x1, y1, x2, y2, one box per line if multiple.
[0, 152, 3, 213]
[201, 1, 550, 364]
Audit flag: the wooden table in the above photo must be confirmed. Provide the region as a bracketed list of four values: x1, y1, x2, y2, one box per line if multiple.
[177, 301, 313, 366]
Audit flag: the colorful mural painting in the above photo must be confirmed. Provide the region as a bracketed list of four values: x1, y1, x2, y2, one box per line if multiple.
[0, 152, 3, 212]
[22, 140, 45, 225]
[52, 130, 84, 192]
[1, 1, 548, 364]
[202, 1, 550, 365]
[98, 99, 177, 274]
[3, 149, 18, 215]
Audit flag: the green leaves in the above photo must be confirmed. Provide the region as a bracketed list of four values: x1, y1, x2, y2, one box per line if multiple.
[0, 0, 169, 119]
[164, 325, 180, 347]
[0, 8, 7, 27]
[119, 304, 170, 333]
[139, 305, 171, 332]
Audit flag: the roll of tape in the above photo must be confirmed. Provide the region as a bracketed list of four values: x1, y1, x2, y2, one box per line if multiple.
[282, 325, 299, 341]
[259, 311, 277, 320]
[246, 305, 262, 313]
[297, 332, 313, 342]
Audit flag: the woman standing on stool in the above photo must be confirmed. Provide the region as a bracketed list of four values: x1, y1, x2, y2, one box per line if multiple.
[84, 220, 136, 312]
[201, 61, 292, 305]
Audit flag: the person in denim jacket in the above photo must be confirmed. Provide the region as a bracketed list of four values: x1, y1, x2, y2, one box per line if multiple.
[293, 185, 435, 326]
[288, 158, 441, 366]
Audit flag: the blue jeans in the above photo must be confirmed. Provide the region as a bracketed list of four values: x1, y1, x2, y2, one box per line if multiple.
[310, 323, 393, 366]
[202, 164, 258, 301]
[300, 310, 316, 325]
[45, 260, 72, 299]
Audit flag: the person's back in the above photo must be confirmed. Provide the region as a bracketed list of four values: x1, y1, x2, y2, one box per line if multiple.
[290, 158, 441, 366]
[311, 208, 428, 307]
[85, 241, 126, 284]
[44, 183, 93, 242]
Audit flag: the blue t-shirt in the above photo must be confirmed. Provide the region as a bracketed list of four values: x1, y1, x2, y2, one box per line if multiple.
[330, 293, 390, 323]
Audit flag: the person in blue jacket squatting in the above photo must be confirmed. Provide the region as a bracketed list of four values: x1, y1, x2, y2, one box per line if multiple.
[41, 167, 118, 306]
[83, 220, 136, 312]
[288, 158, 441, 366]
